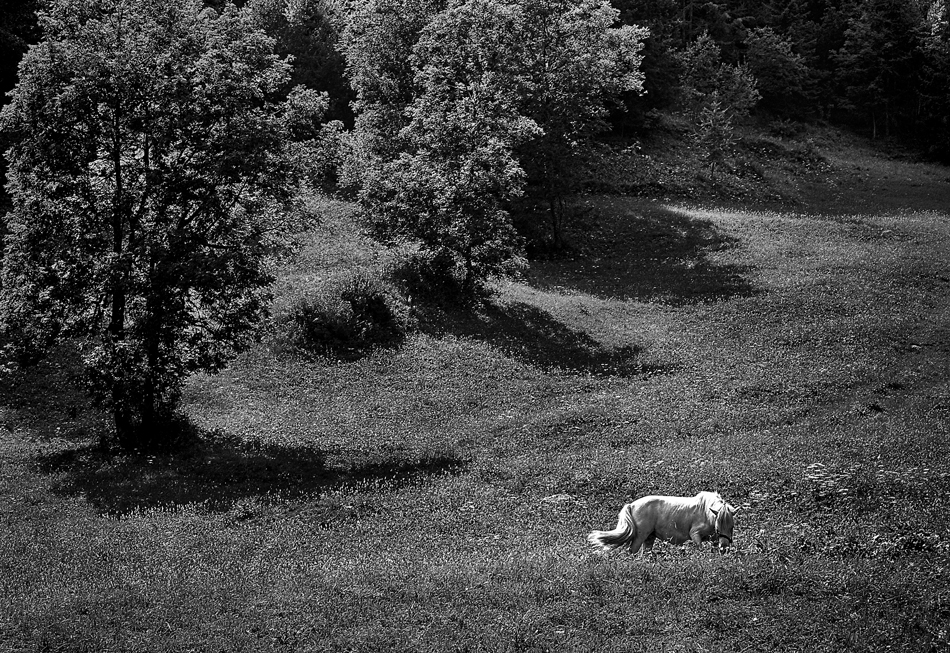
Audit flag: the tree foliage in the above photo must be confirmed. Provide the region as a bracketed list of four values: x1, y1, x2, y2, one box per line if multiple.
[345, 0, 646, 291]
[339, 0, 445, 166]
[679, 33, 759, 120]
[362, 0, 533, 295]
[0, 0, 308, 450]
[245, 0, 353, 122]
[746, 26, 810, 113]
[679, 33, 759, 173]
[919, 0, 950, 158]
[611, 0, 950, 150]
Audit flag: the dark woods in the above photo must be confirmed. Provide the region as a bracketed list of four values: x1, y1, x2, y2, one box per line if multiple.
[615, 0, 950, 153]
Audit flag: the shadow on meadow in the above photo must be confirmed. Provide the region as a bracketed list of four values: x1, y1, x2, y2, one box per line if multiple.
[526, 203, 757, 303]
[34, 434, 466, 517]
[2, 345, 465, 517]
[0, 346, 106, 443]
[418, 299, 669, 377]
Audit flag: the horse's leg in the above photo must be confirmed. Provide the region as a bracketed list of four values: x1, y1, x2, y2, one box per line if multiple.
[642, 533, 658, 557]
[689, 530, 704, 549]
[627, 531, 651, 557]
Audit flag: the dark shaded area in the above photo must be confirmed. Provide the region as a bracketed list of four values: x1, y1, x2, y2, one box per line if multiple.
[417, 299, 669, 377]
[0, 0, 41, 217]
[0, 345, 105, 443]
[34, 435, 465, 517]
[3, 345, 464, 517]
[526, 203, 757, 304]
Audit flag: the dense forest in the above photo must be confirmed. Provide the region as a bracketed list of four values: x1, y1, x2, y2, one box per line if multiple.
[1, 0, 949, 450]
[4, 0, 950, 146]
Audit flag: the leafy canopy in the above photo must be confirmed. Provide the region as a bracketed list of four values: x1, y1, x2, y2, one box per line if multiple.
[347, 0, 647, 291]
[362, 0, 533, 295]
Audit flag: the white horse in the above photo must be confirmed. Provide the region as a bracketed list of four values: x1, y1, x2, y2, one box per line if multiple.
[588, 491, 738, 555]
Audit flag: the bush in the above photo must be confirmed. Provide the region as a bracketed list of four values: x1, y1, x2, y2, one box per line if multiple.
[281, 271, 413, 358]
[286, 120, 347, 191]
[388, 243, 467, 302]
[387, 239, 525, 304]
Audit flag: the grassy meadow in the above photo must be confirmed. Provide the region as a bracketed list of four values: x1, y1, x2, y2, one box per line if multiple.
[2, 133, 950, 651]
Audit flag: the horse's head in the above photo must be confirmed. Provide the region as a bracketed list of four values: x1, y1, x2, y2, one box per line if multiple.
[710, 499, 738, 549]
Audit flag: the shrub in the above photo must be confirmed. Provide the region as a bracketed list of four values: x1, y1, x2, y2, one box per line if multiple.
[387, 239, 526, 304]
[281, 271, 413, 358]
[387, 242, 469, 304]
[286, 120, 347, 190]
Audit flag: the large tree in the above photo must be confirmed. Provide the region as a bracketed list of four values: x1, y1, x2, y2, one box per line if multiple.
[508, 0, 646, 249]
[1, 0, 306, 450]
[834, 0, 925, 138]
[349, 0, 646, 285]
[362, 0, 535, 295]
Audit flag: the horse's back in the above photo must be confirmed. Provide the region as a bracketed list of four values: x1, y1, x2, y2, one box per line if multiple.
[632, 494, 708, 542]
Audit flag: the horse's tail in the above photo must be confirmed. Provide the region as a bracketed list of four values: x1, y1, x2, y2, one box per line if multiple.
[587, 504, 637, 552]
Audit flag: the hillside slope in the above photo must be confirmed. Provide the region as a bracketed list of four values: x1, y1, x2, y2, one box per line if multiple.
[2, 129, 950, 652]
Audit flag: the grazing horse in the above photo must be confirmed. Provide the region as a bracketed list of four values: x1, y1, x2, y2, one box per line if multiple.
[588, 491, 737, 555]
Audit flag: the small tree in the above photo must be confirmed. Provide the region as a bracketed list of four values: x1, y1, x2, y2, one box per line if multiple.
[363, 148, 526, 296]
[695, 97, 734, 180]
[679, 33, 759, 175]
[746, 26, 809, 114]
[1, 0, 305, 450]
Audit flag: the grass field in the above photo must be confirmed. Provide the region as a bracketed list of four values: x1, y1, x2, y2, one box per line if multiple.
[2, 132, 950, 651]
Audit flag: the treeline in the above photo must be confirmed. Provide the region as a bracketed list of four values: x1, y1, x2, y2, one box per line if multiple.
[615, 0, 950, 151]
[229, 0, 950, 152]
[4, 0, 950, 148]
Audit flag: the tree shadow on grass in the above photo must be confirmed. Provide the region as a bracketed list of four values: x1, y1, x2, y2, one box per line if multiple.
[4, 345, 465, 517]
[418, 299, 670, 377]
[0, 345, 109, 443]
[525, 202, 757, 304]
[34, 432, 466, 517]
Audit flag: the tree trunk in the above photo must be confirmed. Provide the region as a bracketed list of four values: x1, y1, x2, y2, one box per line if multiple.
[548, 196, 561, 249]
[140, 342, 159, 449]
[546, 170, 565, 250]
[109, 105, 135, 450]
[462, 245, 475, 297]
[112, 383, 136, 451]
